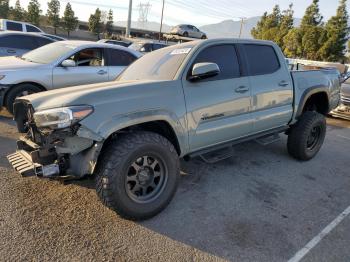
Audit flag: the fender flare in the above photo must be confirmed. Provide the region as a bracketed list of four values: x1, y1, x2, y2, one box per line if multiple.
[92, 109, 189, 156]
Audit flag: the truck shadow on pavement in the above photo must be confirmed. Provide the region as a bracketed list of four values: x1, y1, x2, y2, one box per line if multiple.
[69, 140, 298, 261]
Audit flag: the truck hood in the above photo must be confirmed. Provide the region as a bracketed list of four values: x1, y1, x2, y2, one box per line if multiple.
[0, 56, 43, 71]
[17, 80, 164, 111]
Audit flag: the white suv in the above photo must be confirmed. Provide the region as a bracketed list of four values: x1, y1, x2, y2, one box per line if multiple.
[0, 19, 43, 33]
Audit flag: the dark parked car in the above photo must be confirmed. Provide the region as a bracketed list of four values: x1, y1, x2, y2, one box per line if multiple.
[129, 41, 168, 53]
[0, 31, 56, 57]
[98, 39, 132, 47]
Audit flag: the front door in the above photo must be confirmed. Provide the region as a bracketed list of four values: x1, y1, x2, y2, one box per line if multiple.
[182, 44, 253, 152]
[52, 48, 109, 89]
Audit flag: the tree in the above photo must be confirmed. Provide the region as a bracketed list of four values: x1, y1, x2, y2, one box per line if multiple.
[301, 26, 327, 60]
[0, 0, 10, 18]
[299, 0, 325, 59]
[319, 0, 349, 62]
[11, 0, 25, 21]
[62, 2, 78, 37]
[283, 28, 302, 58]
[47, 0, 60, 34]
[300, 0, 323, 30]
[88, 8, 102, 37]
[105, 9, 113, 35]
[251, 12, 267, 39]
[276, 4, 294, 50]
[251, 4, 294, 50]
[251, 5, 281, 42]
[27, 0, 41, 26]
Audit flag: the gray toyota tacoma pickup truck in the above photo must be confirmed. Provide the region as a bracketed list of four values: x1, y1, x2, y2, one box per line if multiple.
[8, 39, 340, 220]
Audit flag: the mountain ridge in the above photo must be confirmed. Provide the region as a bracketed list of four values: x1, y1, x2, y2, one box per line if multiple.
[114, 17, 302, 39]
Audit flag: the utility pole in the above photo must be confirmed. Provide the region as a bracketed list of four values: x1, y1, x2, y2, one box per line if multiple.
[126, 0, 133, 37]
[238, 17, 246, 38]
[159, 0, 165, 41]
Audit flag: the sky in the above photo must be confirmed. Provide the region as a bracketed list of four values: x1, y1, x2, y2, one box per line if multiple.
[8, 0, 347, 26]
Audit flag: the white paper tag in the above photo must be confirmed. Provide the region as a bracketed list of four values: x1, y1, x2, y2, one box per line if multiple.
[170, 48, 192, 55]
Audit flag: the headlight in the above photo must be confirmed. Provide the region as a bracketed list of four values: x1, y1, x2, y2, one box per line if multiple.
[0, 75, 5, 80]
[33, 105, 94, 129]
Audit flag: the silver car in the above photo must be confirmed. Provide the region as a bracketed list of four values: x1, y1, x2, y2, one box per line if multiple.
[170, 24, 207, 39]
[0, 40, 142, 113]
[0, 31, 56, 57]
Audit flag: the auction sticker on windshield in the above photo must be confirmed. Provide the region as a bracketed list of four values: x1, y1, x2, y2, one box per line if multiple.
[170, 48, 192, 55]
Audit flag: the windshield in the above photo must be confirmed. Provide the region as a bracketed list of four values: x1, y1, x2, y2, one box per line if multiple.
[21, 42, 76, 64]
[119, 44, 194, 81]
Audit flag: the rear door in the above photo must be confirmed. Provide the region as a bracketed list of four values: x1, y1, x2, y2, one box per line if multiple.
[241, 44, 293, 133]
[105, 48, 138, 80]
[52, 47, 109, 89]
[182, 44, 253, 151]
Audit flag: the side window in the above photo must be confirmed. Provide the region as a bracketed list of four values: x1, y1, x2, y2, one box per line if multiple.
[6, 21, 23, 31]
[243, 44, 280, 76]
[142, 43, 152, 52]
[0, 35, 38, 49]
[35, 37, 53, 47]
[107, 49, 137, 66]
[153, 44, 165, 51]
[191, 45, 240, 81]
[68, 48, 104, 66]
[26, 25, 41, 32]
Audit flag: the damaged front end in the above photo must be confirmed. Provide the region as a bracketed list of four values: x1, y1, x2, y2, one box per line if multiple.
[7, 101, 103, 179]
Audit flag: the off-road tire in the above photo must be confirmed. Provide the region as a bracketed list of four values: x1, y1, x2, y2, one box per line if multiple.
[287, 111, 326, 161]
[5, 83, 42, 114]
[95, 131, 180, 220]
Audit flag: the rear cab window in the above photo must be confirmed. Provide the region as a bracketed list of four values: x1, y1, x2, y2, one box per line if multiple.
[26, 25, 41, 32]
[6, 21, 23, 31]
[243, 44, 280, 76]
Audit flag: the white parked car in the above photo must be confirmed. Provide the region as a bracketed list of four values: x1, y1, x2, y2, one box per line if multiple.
[0, 19, 43, 33]
[0, 40, 142, 113]
[170, 24, 207, 39]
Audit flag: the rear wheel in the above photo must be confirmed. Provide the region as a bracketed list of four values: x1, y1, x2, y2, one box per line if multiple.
[287, 111, 326, 161]
[183, 31, 189, 37]
[95, 131, 180, 220]
[5, 83, 42, 114]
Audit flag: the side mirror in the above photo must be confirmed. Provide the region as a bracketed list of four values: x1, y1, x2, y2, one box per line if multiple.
[61, 59, 76, 67]
[189, 62, 220, 81]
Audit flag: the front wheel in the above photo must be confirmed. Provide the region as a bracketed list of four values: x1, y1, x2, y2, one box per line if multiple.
[95, 131, 180, 220]
[287, 111, 326, 161]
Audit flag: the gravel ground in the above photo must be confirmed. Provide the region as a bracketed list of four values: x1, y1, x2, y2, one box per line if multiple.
[1, 110, 350, 262]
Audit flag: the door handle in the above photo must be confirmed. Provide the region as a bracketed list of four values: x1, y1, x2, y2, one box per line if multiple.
[97, 70, 107, 75]
[7, 49, 16, 54]
[278, 80, 289, 87]
[235, 86, 249, 93]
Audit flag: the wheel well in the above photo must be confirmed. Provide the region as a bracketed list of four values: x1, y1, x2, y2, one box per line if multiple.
[103, 121, 181, 155]
[3, 82, 46, 107]
[302, 92, 329, 115]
